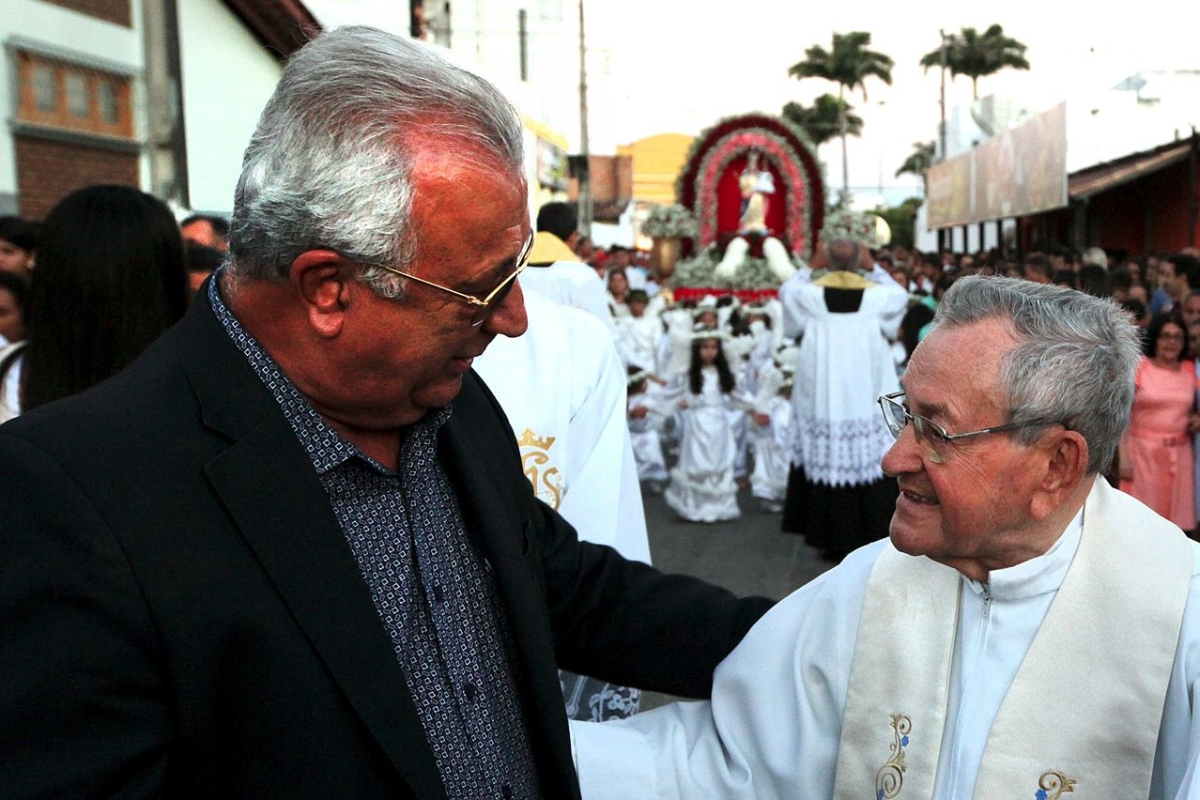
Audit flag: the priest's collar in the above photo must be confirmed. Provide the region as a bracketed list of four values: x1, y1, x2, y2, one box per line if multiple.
[962, 508, 1084, 603]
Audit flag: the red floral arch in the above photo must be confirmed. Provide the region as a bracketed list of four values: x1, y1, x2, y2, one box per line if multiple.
[677, 114, 825, 259]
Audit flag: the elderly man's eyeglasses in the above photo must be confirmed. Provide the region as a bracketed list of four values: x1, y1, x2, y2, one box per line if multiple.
[877, 391, 1061, 462]
[376, 232, 534, 327]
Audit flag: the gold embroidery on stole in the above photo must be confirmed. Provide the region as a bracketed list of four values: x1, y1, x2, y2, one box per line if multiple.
[518, 428, 562, 509]
[1037, 770, 1076, 799]
[875, 714, 911, 799]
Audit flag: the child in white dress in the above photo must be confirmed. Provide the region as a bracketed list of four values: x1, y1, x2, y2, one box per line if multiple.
[749, 368, 793, 513]
[626, 368, 669, 492]
[663, 327, 753, 522]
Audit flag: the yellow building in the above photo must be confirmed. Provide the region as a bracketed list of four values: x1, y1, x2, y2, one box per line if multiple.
[523, 116, 571, 214]
[618, 133, 694, 207]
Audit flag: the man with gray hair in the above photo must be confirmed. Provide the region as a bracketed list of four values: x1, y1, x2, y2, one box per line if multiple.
[572, 276, 1200, 798]
[0, 26, 771, 798]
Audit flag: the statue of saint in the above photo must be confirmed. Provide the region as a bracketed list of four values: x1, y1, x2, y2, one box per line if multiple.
[737, 155, 773, 235]
[715, 152, 795, 282]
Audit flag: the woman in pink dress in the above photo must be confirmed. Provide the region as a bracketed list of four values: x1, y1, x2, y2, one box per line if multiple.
[1122, 314, 1200, 529]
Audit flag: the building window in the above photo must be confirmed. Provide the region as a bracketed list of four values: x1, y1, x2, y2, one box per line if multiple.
[15, 50, 134, 140]
[97, 81, 118, 124]
[65, 72, 88, 118]
[33, 65, 56, 111]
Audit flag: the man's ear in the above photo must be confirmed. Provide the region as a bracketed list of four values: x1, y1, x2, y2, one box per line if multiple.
[1031, 429, 1089, 519]
[289, 250, 351, 338]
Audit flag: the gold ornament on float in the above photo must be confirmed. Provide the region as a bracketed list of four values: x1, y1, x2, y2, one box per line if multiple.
[651, 236, 680, 279]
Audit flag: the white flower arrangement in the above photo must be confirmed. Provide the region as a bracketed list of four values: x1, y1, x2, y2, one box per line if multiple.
[670, 246, 806, 291]
[642, 204, 700, 239]
[822, 208, 889, 248]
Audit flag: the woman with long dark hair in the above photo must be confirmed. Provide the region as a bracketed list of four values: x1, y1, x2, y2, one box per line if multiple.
[3, 185, 187, 419]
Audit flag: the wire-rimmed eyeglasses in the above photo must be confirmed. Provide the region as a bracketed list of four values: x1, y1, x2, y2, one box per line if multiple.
[877, 391, 1062, 461]
[376, 231, 535, 327]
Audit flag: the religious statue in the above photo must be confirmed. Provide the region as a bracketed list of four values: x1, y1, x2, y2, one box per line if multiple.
[714, 152, 796, 282]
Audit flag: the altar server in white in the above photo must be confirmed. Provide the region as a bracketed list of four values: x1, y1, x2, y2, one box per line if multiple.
[474, 288, 649, 564]
[779, 237, 909, 559]
[520, 201, 614, 332]
[570, 276, 1200, 799]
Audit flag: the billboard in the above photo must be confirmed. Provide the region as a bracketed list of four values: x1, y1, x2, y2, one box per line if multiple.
[927, 102, 1067, 228]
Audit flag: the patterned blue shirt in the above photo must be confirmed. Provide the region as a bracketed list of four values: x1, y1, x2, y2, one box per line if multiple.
[208, 273, 540, 798]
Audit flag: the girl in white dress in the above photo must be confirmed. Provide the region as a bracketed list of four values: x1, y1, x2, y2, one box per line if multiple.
[749, 372, 793, 513]
[663, 328, 753, 522]
[626, 368, 669, 491]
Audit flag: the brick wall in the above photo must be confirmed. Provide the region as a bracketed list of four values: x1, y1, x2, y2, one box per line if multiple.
[41, 0, 131, 27]
[15, 135, 140, 220]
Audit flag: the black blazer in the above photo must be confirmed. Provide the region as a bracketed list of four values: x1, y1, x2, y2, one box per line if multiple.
[0, 292, 773, 799]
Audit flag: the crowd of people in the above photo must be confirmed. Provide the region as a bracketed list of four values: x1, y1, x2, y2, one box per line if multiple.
[545, 233, 1200, 551]
[3, 22, 1200, 799]
[6, 193, 1200, 552]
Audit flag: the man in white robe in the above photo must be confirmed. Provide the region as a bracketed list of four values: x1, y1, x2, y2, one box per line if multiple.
[570, 276, 1200, 798]
[519, 201, 614, 332]
[473, 289, 649, 565]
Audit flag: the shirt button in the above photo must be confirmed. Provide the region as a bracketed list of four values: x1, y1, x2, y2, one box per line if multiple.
[463, 682, 477, 701]
[502, 784, 513, 799]
[433, 585, 446, 602]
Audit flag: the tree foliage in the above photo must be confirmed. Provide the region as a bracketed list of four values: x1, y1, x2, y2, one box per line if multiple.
[783, 94, 863, 148]
[895, 140, 936, 180]
[789, 31, 893, 198]
[875, 197, 923, 250]
[790, 31, 894, 102]
[919, 24, 1031, 99]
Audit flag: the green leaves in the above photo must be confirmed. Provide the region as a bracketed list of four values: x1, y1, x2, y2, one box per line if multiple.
[920, 25, 1031, 99]
[789, 31, 894, 102]
[783, 95, 863, 148]
[895, 141, 936, 180]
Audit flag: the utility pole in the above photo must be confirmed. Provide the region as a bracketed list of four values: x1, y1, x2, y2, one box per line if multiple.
[839, 87, 849, 205]
[142, 0, 189, 209]
[938, 29, 948, 162]
[937, 28, 949, 252]
[576, 0, 593, 238]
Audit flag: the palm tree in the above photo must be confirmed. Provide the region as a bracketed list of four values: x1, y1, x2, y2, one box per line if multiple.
[920, 24, 1030, 100]
[895, 140, 936, 187]
[789, 31, 894, 201]
[783, 94, 863, 148]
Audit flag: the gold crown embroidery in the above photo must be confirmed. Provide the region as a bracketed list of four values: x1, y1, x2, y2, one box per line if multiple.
[518, 428, 556, 451]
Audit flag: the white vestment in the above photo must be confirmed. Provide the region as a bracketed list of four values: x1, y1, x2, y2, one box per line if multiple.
[778, 265, 908, 485]
[571, 479, 1200, 799]
[473, 290, 649, 563]
[615, 313, 663, 374]
[518, 263, 614, 334]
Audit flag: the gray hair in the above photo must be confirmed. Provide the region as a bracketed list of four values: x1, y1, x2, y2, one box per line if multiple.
[934, 275, 1141, 474]
[226, 25, 525, 297]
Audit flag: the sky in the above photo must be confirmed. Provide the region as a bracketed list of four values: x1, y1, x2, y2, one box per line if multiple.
[305, 0, 1198, 207]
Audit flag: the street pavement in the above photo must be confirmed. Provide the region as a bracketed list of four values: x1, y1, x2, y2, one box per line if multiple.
[637, 484, 836, 710]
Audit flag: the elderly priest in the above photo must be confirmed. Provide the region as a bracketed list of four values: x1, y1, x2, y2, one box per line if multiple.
[570, 276, 1200, 799]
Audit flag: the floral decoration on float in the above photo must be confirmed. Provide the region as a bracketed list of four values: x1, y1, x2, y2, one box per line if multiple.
[660, 112, 826, 300]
